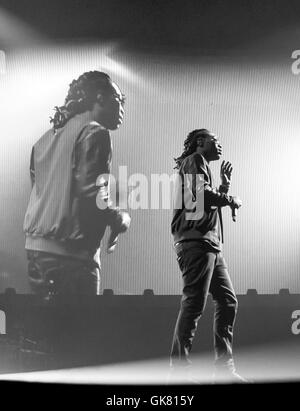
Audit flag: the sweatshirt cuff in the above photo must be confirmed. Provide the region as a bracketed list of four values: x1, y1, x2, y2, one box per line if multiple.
[219, 183, 230, 194]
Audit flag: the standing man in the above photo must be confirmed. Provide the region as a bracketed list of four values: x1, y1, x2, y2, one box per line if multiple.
[23, 71, 130, 298]
[170, 128, 245, 382]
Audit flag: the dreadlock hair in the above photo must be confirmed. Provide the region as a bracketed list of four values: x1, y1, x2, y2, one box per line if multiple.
[50, 71, 113, 130]
[174, 129, 210, 169]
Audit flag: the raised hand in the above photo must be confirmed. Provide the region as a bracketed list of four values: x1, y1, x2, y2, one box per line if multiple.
[220, 160, 233, 186]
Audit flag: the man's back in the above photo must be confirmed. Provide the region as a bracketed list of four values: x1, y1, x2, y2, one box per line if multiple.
[24, 111, 111, 262]
[23, 70, 130, 297]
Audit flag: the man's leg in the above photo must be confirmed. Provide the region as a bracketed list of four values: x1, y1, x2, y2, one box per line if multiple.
[170, 243, 217, 367]
[26, 250, 100, 365]
[55, 257, 100, 295]
[209, 254, 237, 367]
[209, 253, 246, 381]
[27, 250, 100, 297]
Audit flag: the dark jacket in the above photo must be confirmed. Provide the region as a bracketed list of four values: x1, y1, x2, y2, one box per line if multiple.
[171, 152, 234, 251]
[23, 111, 120, 266]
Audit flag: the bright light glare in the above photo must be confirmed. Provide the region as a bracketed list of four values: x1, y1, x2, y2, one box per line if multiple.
[0, 342, 300, 385]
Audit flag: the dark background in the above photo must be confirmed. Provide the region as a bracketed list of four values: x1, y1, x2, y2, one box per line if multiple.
[1, 0, 300, 52]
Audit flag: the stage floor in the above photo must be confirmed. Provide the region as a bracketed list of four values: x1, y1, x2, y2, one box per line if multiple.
[0, 341, 299, 385]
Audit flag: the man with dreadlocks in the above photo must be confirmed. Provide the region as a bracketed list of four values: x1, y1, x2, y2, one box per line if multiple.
[23, 71, 130, 297]
[170, 129, 246, 383]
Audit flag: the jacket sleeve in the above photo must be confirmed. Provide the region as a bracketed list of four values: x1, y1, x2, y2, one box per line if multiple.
[182, 153, 233, 208]
[74, 127, 121, 227]
[30, 147, 35, 188]
[219, 182, 230, 194]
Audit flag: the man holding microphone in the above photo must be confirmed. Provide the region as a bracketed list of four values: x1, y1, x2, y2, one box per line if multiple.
[170, 128, 245, 382]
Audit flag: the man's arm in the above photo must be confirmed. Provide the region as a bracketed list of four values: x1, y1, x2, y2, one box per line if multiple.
[74, 127, 128, 232]
[183, 154, 234, 208]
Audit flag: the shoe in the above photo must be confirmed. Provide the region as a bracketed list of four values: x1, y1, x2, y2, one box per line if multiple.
[213, 359, 249, 384]
[213, 368, 248, 384]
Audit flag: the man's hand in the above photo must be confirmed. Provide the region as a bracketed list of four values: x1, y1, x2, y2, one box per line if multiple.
[113, 210, 131, 233]
[107, 211, 131, 253]
[220, 161, 233, 186]
[230, 196, 242, 222]
[231, 196, 242, 209]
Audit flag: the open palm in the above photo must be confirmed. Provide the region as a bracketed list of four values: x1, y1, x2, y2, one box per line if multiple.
[220, 161, 233, 185]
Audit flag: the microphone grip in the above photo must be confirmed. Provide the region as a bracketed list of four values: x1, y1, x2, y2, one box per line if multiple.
[232, 207, 237, 222]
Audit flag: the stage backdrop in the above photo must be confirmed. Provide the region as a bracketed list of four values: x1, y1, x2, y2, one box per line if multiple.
[0, 44, 299, 294]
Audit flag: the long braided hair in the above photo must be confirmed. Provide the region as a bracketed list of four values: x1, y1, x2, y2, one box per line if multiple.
[174, 129, 210, 169]
[50, 71, 113, 130]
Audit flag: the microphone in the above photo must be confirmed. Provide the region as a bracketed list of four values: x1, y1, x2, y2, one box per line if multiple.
[232, 207, 237, 222]
[107, 231, 119, 253]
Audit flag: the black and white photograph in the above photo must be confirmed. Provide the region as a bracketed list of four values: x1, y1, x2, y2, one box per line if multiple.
[0, 0, 299, 403]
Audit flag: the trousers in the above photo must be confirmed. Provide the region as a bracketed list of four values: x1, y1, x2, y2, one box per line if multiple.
[170, 241, 238, 368]
[27, 250, 100, 297]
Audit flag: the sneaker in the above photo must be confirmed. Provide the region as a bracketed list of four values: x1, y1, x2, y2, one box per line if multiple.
[213, 358, 249, 383]
[213, 368, 248, 384]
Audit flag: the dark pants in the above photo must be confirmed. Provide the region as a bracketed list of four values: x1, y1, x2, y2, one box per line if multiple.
[170, 241, 238, 369]
[27, 250, 100, 297]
